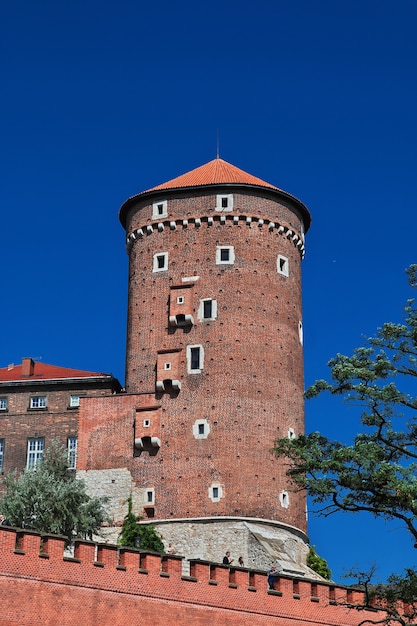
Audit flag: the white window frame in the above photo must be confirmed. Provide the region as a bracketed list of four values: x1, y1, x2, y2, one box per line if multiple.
[187, 344, 204, 373]
[192, 418, 210, 440]
[145, 488, 155, 505]
[164, 362, 171, 370]
[216, 245, 235, 265]
[279, 490, 289, 508]
[30, 396, 47, 409]
[143, 418, 151, 428]
[198, 298, 217, 322]
[70, 394, 80, 408]
[177, 296, 185, 305]
[277, 255, 289, 277]
[27, 438, 44, 469]
[153, 252, 168, 273]
[67, 437, 78, 470]
[152, 200, 167, 219]
[209, 483, 223, 502]
[288, 428, 296, 440]
[0, 397, 7, 411]
[215, 194, 233, 212]
[0, 439, 4, 473]
[298, 321, 303, 345]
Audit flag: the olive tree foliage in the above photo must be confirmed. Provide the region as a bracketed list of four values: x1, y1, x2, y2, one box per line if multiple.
[0, 440, 109, 545]
[273, 265, 417, 624]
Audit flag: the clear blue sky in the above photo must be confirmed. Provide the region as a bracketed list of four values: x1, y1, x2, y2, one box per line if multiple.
[1, 0, 416, 584]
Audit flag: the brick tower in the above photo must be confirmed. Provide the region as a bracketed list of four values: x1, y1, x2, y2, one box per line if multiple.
[110, 158, 313, 573]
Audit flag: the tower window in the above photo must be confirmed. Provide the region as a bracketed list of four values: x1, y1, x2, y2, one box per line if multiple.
[209, 483, 223, 502]
[152, 200, 167, 218]
[216, 194, 233, 211]
[0, 439, 4, 473]
[279, 491, 289, 508]
[198, 298, 217, 322]
[164, 362, 171, 370]
[216, 245, 235, 265]
[177, 296, 184, 304]
[277, 255, 289, 277]
[187, 345, 204, 373]
[0, 397, 7, 411]
[193, 418, 210, 439]
[153, 252, 168, 272]
[145, 488, 155, 504]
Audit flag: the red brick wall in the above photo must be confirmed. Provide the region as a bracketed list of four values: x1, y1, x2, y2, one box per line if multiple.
[107, 187, 307, 530]
[0, 384, 115, 482]
[0, 527, 394, 626]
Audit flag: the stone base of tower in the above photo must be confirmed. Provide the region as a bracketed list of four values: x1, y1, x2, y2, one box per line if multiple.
[141, 517, 323, 580]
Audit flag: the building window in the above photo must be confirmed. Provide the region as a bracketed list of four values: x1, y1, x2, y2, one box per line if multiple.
[288, 428, 296, 440]
[153, 252, 168, 272]
[187, 345, 204, 373]
[0, 397, 7, 411]
[209, 483, 222, 502]
[193, 418, 210, 439]
[277, 255, 289, 277]
[30, 396, 47, 409]
[27, 438, 44, 469]
[0, 439, 4, 473]
[70, 395, 80, 408]
[215, 194, 233, 211]
[279, 491, 289, 508]
[164, 362, 171, 370]
[67, 437, 77, 470]
[152, 200, 167, 219]
[298, 321, 303, 345]
[216, 245, 235, 265]
[198, 298, 217, 321]
[177, 296, 184, 304]
[145, 489, 155, 505]
[143, 418, 151, 428]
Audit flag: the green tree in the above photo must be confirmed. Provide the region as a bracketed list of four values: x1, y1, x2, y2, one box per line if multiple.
[273, 265, 417, 624]
[119, 495, 165, 553]
[0, 440, 108, 545]
[307, 545, 331, 580]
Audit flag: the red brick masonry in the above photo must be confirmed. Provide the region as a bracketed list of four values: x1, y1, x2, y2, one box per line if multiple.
[0, 526, 402, 625]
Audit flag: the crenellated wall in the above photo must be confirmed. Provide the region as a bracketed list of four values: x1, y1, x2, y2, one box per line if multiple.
[0, 526, 397, 625]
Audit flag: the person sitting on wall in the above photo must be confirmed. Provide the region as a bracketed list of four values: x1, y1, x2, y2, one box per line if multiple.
[0, 514, 11, 526]
[267, 565, 279, 589]
[238, 556, 244, 567]
[222, 551, 234, 566]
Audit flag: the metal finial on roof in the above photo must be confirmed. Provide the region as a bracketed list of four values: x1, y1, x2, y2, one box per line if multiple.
[216, 129, 220, 159]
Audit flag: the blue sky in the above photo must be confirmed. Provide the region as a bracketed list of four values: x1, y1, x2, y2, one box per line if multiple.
[1, 0, 416, 584]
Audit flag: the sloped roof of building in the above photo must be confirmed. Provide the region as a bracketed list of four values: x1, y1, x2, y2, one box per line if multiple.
[145, 158, 281, 193]
[0, 360, 115, 383]
[119, 157, 311, 231]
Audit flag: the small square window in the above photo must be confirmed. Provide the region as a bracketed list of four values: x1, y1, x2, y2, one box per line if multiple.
[277, 255, 289, 277]
[164, 362, 171, 370]
[0, 398, 7, 411]
[143, 419, 151, 428]
[70, 395, 80, 408]
[30, 396, 47, 409]
[216, 194, 233, 212]
[199, 298, 217, 322]
[216, 246, 235, 265]
[177, 296, 184, 305]
[152, 200, 167, 218]
[153, 252, 168, 272]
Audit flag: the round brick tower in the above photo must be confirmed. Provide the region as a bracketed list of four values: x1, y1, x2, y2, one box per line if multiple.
[118, 158, 313, 573]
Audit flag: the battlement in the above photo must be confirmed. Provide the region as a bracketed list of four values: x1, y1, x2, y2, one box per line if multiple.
[0, 526, 393, 625]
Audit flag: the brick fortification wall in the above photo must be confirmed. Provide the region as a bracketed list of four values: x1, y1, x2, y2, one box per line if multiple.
[0, 526, 396, 626]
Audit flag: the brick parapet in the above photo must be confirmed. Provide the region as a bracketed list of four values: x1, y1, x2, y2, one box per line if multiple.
[0, 526, 401, 625]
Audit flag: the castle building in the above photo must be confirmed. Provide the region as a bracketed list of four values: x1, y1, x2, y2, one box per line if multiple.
[76, 157, 314, 575]
[0, 357, 121, 487]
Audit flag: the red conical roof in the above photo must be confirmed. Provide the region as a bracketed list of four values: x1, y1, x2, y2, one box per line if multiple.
[145, 158, 280, 193]
[119, 158, 311, 231]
